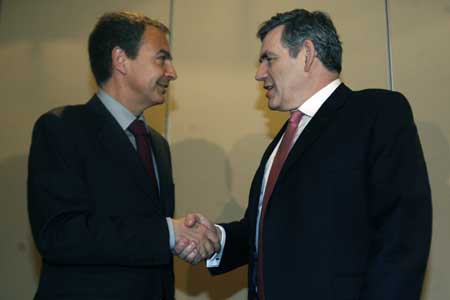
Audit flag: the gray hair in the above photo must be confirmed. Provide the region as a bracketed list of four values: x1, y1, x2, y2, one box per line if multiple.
[257, 9, 342, 73]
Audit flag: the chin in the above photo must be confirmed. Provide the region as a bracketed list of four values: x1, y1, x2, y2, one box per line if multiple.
[156, 98, 166, 105]
[267, 99, 281, 111]
[151, 96, 166, 106]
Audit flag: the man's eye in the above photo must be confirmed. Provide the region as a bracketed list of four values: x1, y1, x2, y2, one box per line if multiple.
[156, 57, 167, 64]
[259, 56, 275, 64]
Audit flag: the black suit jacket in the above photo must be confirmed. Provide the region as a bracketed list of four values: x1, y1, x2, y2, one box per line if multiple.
[28, 95, 175, 300]
[211, 84, 432, 300]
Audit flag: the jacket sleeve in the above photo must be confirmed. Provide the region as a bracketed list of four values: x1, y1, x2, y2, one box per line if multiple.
[27, 112, 172, 267]
[361, 92, 432, 300]
[208, 208, 250, 275]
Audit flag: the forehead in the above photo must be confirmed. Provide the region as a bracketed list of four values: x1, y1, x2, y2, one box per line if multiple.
[260, 25, 284, 54]
[140, 26, 170, 51]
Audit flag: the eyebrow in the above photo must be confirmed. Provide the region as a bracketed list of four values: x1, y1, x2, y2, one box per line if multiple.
[157, 49, 173, 60]
[259, 51, 276, 63]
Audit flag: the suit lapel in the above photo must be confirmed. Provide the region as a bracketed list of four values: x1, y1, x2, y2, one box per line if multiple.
[148, 128, 171, 216]
[248, 123, 287, 235]
[255, 84, 351, 216]
[278, 83, 351, 182]
[86, 96, 163, 214]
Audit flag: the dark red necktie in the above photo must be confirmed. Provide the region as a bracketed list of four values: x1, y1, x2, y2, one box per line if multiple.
[257, 110, 302, 300]
[128, 119, 159, 196]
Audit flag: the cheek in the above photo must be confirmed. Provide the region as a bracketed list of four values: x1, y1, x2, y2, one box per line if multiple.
[272, 67, 285, 86]
[283, 69, 301, 89]
[148, 74, 159, 86]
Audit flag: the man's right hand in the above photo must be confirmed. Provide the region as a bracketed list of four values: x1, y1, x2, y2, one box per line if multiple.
[172, 213, 220, 264]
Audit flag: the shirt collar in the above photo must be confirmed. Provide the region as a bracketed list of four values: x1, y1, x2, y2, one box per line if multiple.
[296, 78, 342, 117]
[97, 89, 147, 131]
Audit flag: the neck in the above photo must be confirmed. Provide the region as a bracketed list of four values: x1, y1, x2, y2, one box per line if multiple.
[102, 78, 144, 116]
[300, 69, 339, 104]
[311, 71, 339, 94]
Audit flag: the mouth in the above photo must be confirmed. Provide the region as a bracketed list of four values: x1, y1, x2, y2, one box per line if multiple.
[263, 83, 275, 97]
[156, 82, 169, 94]
[263, 84, 274, 91]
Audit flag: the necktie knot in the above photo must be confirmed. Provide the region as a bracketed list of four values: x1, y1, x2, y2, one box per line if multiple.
[128, 119, 147, 136]
[289, 110, 302, 125]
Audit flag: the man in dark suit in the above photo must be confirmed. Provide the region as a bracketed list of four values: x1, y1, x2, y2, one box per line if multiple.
[177, 9, 432, 300]
[28, 11, 219, 300]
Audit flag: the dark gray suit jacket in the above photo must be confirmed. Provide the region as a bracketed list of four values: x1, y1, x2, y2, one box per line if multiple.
[28, 95, 175, 299]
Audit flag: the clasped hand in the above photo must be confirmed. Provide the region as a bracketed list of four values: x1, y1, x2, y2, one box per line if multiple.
[172, 213, 221, 265]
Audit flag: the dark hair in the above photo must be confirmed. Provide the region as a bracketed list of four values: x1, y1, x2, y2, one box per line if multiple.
[88, 11, 169, 85]
[257, 9, 342, 73]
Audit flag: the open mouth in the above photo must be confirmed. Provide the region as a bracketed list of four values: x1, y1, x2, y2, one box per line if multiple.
[157, 82, 169, 94]
[157, 83, 169, 89]
[263, 84, 274, 98]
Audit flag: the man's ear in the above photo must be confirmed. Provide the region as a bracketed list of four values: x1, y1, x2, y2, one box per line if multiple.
[303, 40, 316, 72]
[111, 46, 127, 75]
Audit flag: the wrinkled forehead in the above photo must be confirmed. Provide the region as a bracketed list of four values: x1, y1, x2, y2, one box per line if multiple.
[259, 25, 284, 55]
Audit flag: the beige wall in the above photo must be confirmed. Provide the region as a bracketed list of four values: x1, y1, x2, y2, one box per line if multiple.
[1, 0, 449, 299]
[390, 1, 450, 299]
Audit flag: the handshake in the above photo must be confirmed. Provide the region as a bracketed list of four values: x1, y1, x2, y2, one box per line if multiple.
[172, 213, 221, 265]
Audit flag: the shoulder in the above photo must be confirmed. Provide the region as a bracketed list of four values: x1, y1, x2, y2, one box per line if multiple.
[47, 103, 88, 120]
[32, 102, 91, 139]
[343, 87, 413, 122]
[352, 88, 411, 112]
[35, 103, 83, 125]
[350, 88, 417, 134]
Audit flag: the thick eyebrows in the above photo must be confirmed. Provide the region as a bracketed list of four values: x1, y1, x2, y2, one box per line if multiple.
[157, 49, 173, 60]
[259, 51, 276, 63]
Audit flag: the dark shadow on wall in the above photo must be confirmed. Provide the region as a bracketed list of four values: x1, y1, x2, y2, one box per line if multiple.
[0, 155, 41, 298]
[417, 122, 450, 300]
[171, 139, 247, 300]
[228, 133, 272, 210]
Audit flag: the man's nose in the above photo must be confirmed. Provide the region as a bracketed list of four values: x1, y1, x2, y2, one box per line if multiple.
[255, 63, 267, 81]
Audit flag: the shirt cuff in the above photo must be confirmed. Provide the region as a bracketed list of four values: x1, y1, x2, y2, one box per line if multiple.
[166, 217, 175, 250]
[206, 224, 226, 268]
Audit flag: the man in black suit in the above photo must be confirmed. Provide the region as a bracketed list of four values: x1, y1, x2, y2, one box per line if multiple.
[177, 9, 432, 300]
[28, 11, 219, 300]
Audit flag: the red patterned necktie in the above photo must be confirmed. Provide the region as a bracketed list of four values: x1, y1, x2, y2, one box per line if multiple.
[128, 119, 159, 196]
[257, 110, 302, 300]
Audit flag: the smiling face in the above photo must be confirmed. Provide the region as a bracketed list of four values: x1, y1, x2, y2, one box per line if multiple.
[255, 25, 307, 111]
[126, 25, 177, 110]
